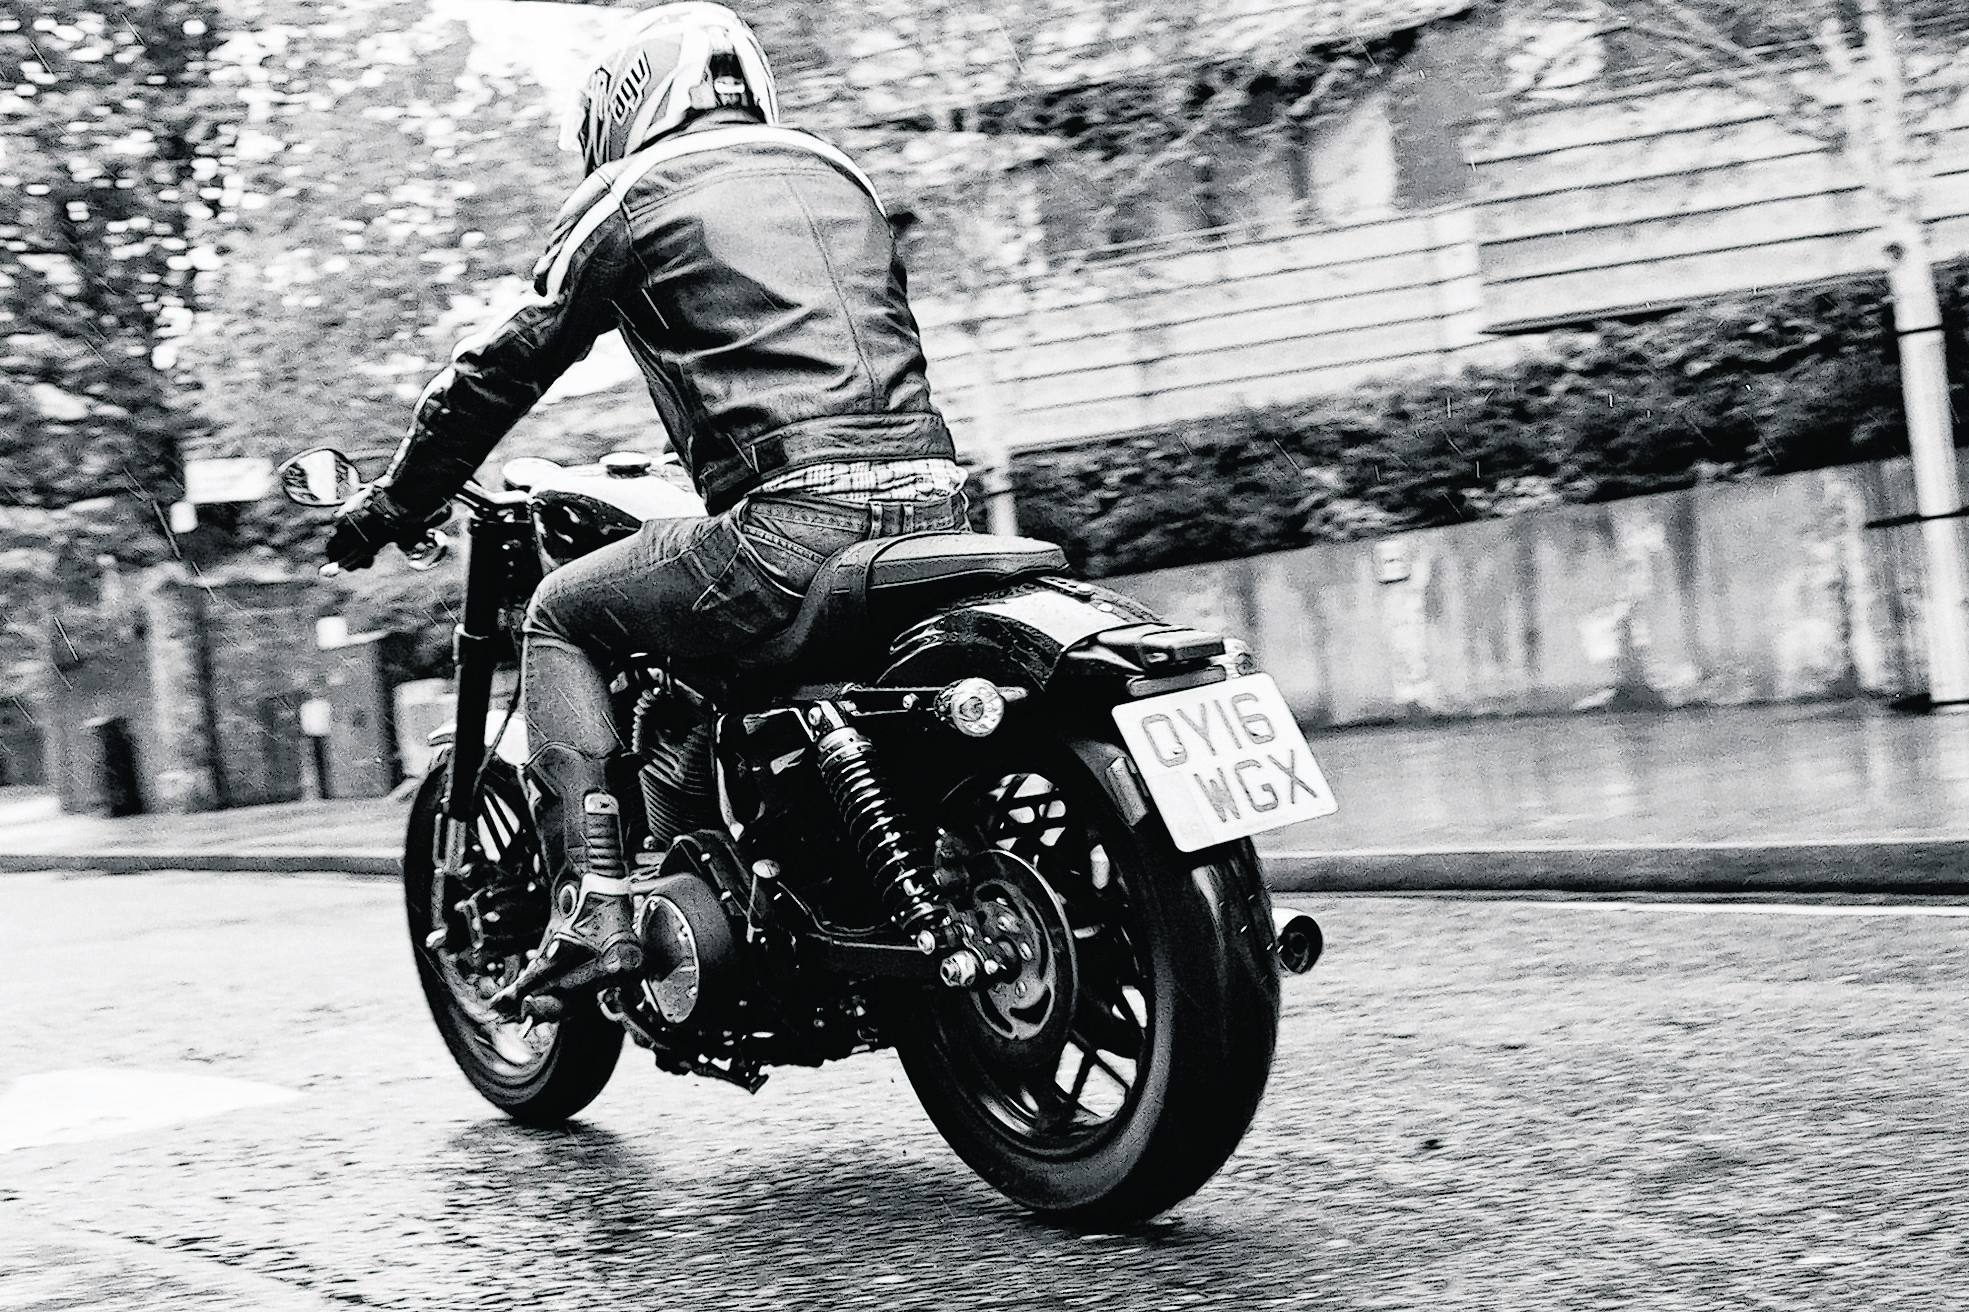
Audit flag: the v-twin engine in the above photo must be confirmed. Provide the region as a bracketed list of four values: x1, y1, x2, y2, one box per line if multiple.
[630, 686, 718, 853]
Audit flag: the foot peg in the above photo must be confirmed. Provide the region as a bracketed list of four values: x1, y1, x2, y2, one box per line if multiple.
[519, 994, 565, 1023]
[490, 926, 644, 1015]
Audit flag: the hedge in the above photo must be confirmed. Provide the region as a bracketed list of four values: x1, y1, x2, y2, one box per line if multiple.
[1000, 265, 1969, 579]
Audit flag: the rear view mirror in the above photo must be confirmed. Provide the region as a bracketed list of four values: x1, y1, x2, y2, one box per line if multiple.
[278, 448, 365, 507]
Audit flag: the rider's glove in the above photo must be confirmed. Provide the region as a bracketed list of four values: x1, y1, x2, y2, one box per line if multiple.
[323, 485, 448, 572]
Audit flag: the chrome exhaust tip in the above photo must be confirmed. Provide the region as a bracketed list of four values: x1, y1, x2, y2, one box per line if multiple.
[1273, 909, 1323, 975]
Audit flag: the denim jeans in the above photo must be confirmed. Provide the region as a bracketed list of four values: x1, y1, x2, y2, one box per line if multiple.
[521, 489, 969, 760]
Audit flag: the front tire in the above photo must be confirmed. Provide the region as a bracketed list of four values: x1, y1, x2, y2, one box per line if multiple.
[895, 733, 1282, 1227]
[404, 758, 623, 1125]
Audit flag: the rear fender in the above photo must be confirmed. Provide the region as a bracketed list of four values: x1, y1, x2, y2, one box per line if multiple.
[880, 580, 1253, 858]
[880, 580, 1156, 689]
[1064, 735, 1275, 942]
[1066, 735, 1152, 831]
[1069, 733, 1282, 1013]
[882, 579, 1241, 735]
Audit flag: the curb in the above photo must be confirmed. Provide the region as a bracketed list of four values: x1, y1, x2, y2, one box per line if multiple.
[0, 851, 400, 877]
[1261, 838, 1969, 895]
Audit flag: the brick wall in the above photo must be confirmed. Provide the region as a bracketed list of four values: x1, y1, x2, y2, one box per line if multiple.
[44, 631, 156, 814]
[198, 580, 315, 807]
[0, 698, 45, 787]
[35, 569, 323, 813]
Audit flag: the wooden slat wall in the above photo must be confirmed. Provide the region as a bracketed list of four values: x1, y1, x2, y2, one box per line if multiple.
[918, 208, 1482, 451]
[1472, 85, 1969, 330]
[913, 82, 1969, 454]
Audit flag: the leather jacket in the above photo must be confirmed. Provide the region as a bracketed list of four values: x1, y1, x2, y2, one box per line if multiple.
[382, 113, 955, 518]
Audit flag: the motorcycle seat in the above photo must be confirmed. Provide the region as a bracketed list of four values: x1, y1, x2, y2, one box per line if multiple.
[731, 532, 1067, 680]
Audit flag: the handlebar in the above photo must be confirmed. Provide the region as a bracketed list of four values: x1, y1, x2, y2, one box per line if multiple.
[454, 479, 495, 513]
[452, 478, 529, 515]
[318, 522, 453, 579]
[285, 450, 529, 578]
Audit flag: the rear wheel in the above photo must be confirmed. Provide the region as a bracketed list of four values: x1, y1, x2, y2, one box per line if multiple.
[895, 733, 1282, 1227]
[404, 758, 623, 1125]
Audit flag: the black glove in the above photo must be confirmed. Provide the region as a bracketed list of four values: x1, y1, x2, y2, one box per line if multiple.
[323, 485, 448, 572]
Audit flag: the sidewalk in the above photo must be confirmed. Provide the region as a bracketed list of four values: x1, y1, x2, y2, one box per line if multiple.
[5, 701, 1969, 893]
[0, 788, 404, 876]
[1261, 701, 1969, 893]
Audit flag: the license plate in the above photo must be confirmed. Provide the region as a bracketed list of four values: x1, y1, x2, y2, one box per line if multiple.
[1111, 673, 1337, 852]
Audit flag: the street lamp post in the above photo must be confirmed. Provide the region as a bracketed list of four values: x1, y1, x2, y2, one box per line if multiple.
[1836, 0, 1969, 708]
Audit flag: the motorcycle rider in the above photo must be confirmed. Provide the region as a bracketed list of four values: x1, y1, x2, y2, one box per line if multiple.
[323, 3, 967, 1004]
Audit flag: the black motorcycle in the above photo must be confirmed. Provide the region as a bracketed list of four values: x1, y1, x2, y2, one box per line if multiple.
[280, 446, 1332, 1226]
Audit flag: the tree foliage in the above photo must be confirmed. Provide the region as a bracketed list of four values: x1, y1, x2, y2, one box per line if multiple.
[746, 0, 1427, 295]
[173, 0, 615, 642]
[19, 0, 1955, 678]
[0, 1, 219, 517]
[0, 2, 225, 698]
[1499, 0, 1969, 145]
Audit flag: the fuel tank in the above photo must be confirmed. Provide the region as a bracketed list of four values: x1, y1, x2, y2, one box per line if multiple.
[503, 453, 704, 572]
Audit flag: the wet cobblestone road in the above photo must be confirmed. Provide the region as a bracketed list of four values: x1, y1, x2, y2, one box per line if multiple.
[3, 871, 1966, 1310]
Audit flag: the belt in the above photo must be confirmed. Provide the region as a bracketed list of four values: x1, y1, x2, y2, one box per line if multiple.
[744, 490, 970, 538]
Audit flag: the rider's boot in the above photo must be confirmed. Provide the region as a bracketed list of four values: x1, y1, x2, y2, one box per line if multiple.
[492, 744, 643, 1012]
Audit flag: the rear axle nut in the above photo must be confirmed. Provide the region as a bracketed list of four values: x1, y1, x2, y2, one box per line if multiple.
[938, 949, 982, 988]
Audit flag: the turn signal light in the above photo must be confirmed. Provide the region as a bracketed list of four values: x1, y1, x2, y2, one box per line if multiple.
[935, 678, 1007, 737]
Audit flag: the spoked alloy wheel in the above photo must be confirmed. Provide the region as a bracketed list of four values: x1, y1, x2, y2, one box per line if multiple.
[404, 758, 622, 1125]
[896, 734, 1282, 1227]
[943, 829, 1146, 1147]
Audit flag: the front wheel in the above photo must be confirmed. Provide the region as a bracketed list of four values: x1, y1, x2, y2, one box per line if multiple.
[894, 733, 1282, 1227]
[404, 757, 623, 1125]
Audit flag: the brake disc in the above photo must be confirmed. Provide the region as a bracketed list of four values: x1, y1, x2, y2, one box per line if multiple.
[956, 849, 1077, 1071]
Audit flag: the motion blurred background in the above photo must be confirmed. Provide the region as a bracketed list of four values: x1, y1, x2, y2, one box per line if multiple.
[6, 0, 1969, 815]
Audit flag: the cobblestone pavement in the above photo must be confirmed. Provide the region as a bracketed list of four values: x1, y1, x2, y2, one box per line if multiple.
[3, 871, 1965, 1310]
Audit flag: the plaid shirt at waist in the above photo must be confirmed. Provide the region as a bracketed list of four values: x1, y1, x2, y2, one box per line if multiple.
[753, 458, 968, 503]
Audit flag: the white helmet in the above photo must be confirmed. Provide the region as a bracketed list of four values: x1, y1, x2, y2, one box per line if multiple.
[560, 3, 781, 174]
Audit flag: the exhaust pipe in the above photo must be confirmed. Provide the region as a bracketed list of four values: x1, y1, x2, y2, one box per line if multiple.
[1273, 908, 1323, 975]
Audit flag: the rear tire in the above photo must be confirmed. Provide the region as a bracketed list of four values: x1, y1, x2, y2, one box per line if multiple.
[894, 733, 1281, 1227]
[404, 759, 623, 1125]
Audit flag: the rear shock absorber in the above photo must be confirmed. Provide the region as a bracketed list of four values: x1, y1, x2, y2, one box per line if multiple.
[810, 703, 963, 962]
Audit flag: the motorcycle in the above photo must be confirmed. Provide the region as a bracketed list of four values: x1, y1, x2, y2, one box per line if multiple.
[279, 445, 1334, 1226]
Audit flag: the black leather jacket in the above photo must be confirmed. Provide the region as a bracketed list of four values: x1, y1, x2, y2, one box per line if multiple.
[382, 113, 955, 517]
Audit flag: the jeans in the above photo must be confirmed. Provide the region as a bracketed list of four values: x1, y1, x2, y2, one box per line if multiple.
[521, 489, 970, 762]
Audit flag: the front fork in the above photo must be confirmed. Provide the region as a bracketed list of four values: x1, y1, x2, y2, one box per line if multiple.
[438, 515, 514, 881]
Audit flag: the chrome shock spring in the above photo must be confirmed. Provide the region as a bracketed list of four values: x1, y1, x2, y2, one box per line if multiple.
[813, 709, 954, 951]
